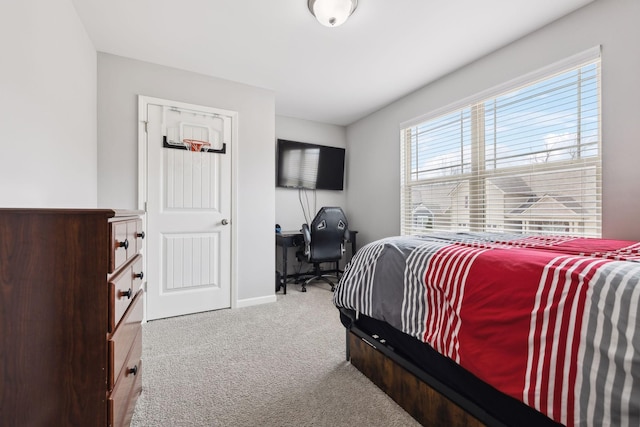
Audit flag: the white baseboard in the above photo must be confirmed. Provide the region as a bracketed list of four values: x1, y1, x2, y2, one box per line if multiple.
[235, 294, 277, 308]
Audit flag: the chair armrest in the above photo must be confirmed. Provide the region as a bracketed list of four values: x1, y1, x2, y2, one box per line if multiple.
[301, 223, 311, 259]
[301, 223, 311, 244]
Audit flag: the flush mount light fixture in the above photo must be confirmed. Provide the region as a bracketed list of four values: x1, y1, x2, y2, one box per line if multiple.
[308, 0, 358, 27]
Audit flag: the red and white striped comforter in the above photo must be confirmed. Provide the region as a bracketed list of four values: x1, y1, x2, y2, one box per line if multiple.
[333, 232, 640, 427]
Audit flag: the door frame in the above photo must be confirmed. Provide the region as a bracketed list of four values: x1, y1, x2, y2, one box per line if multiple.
[137, 95, 239, 319]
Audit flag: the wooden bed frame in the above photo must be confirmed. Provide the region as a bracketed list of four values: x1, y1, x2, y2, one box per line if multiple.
[347, 324, 505, 427]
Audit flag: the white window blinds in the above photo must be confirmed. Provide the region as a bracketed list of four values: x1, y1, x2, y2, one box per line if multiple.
[401, 49, 601, 237]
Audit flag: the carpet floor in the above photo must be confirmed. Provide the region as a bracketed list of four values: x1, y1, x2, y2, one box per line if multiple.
[131, 282, 420, 426]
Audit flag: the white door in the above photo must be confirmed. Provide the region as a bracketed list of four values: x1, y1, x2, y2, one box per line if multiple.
[140, 97, 235, 320]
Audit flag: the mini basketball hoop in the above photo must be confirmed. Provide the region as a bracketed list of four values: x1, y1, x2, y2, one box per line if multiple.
[183, 139, 211, 152]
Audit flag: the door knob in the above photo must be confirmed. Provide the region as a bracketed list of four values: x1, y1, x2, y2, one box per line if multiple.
[221, 219, 229, 225]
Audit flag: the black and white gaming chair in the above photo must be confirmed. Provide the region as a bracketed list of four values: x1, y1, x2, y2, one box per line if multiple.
[296, 207, 349, 292]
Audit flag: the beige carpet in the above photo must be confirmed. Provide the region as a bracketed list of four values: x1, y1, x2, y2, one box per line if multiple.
[131, 282, 420, 427]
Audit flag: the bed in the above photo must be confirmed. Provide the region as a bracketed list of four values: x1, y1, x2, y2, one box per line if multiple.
[333, 232, 640, 427]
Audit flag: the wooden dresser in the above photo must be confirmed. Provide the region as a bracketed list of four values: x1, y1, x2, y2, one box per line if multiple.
[0, 209, 145, 427]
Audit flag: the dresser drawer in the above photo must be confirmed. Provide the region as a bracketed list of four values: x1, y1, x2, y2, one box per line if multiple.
[109, 290, 143, 390]
[131, 219, 145, 255]
[108, 355, 142, 427]
[110, 219, 144, 273]
[109, 255, 144, 332]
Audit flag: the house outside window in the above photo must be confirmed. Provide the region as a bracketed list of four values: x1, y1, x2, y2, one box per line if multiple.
[400, 48, 601, 237]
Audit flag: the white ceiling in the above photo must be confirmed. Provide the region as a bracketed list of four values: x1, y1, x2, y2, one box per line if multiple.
[72, 0, 594, 126]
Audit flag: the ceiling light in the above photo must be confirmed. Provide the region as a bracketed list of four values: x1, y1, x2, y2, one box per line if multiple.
[308, 0, 358, 27]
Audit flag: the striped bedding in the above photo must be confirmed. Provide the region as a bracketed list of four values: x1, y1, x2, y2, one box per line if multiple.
[333, 232, 640, 427]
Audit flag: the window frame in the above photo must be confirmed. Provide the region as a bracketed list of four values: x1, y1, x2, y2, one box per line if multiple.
[400, 47, 602, 237]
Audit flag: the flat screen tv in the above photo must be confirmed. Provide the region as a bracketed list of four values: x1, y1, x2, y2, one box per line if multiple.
[276, 139, 345, 191]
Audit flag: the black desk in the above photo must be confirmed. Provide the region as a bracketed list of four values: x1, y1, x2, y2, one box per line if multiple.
[275, 230, 357, 294]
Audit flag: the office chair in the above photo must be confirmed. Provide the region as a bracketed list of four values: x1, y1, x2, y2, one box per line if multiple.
[296, 207, 349, 292]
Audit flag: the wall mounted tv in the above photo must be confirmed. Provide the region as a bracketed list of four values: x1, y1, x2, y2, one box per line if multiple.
[276, 139, 345, 191]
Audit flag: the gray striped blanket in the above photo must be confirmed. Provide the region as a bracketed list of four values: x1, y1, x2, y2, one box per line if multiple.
[334, 232, 640, 427]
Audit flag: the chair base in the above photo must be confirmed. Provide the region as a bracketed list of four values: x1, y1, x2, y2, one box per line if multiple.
[295, 261, 341, 292]
[297, 275, 337, 292]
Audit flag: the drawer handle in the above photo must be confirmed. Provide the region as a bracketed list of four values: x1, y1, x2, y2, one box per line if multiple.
[136, 231, 145, 239]
[128, 365, 138, 376]
[134, 271, 144, 280]
[117, 239, 129, 250]
[119, 288, 133, 299]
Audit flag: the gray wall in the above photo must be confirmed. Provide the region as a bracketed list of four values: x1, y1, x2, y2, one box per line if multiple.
[0, 0, 97, 207]
[275, 116, 348, 231]
[97, 53, 276, 304]
[346, 0, 640, 245]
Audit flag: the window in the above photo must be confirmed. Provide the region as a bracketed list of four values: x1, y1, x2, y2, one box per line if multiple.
[401, 49, 601, 237]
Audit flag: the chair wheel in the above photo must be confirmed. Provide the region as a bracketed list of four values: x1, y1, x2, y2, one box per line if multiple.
[302, 286, 307, 292]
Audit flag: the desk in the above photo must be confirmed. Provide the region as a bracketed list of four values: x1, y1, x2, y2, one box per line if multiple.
[275, 230, 357, 294]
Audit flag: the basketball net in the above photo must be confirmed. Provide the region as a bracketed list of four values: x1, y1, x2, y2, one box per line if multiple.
[183, 139, 211, 152]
